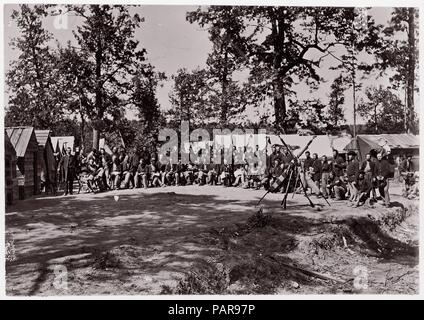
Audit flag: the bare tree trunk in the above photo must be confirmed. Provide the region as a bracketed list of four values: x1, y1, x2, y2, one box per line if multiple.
[272, 13, 286, 132]
[79, 99, 85, 148]
[404, 85, 408, 133]
[220, 48, 229, 125]
[93, 33, 102, 150]
[407, 8, 415, 133]
[374, 103, 378, 133]
[92, 129, 99, 150]
[352, 70, 357, 137]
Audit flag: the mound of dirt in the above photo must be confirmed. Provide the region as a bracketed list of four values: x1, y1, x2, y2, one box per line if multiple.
[173, 204, 419, 294]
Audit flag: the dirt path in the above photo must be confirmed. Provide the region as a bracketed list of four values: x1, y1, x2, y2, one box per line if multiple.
[5, 184, 418, 295]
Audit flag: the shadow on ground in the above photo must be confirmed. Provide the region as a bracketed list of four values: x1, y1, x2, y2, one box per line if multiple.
[5, 186, 418, 295]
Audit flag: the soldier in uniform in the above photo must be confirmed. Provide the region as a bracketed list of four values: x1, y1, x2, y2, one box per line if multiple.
[175, 160, 186, 186]
[346, 151, 359, 202]
[352, 171, 372, 207]
[163, 159, 176, 186]
[375, 152, 391, 207]
[149, 158, 163, 187]
[110, 147, 122, 190]
[134, 158, 150, 188]
[327, 171, 347, 200]
[59, 147, 76, 195]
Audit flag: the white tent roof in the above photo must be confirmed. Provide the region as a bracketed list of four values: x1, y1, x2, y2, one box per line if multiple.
[51, 136, 75, 153]
[329, 135, 352, 153]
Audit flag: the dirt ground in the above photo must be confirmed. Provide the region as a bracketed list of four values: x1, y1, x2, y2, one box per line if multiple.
[5, 182, 419, 295]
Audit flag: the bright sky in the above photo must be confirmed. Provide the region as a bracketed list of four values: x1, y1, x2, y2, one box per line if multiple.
[3, 5, 414, 125]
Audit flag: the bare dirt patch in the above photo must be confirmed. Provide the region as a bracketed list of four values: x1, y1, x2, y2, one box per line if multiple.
[5, 184, 418, 295]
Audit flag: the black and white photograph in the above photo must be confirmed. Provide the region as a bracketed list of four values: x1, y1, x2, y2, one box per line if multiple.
[2, 1, 421, 297]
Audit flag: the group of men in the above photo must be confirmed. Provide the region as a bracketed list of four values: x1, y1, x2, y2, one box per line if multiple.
[55, 142, 414, 208]
[264, 145, 396, 208]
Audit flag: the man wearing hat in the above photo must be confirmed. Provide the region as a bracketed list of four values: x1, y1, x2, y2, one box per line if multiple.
[352, 170, 372, 207]
[346, 151, 359, 202]
[59, 147, 76, 195]
[375, 152, 391, 207]
[269, 144, 283, 167]
[360, 153, 377, 201]
[331, 149, 346, 180]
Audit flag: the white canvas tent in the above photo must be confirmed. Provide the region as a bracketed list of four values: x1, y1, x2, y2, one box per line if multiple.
[213, 133, 267, 150]
[51, 136, 75, 154]
[329, 135, 352, 153]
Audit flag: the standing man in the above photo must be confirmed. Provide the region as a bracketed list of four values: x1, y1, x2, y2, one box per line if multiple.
[375, 152, 391, 207]
[110, 147, 122, 190]
[59, 147, 76, 195]
[320, 155, 331, 197]
[332, 149, 346, 179]
[400, 154, 414, 174]
[346, 151, 359, 203]
[360, 153, 377, 201]
[311, 153, 322, 192]
[303, 151, 314, 176]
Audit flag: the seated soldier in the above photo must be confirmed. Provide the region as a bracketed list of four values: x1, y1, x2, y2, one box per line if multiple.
[269, 159, 285, 192]
[352, 171, 372, 207]
[163, 160, 175, 186]
[95, 159, 106, 191]
[86, 158, 102, 192]
[261, 159, 278, 190]
[149, 159, 162, 187]
[327, 172, 347, 200]
[121, 153, 135, 189]
[99, 148, 111, 189]
[218, 161, 231, 187]
[184, 162, 196, 185]
[134, 158, 150, 188]
[402, 171, 419, 199]
[110, 149, 122, 190]
[232, 164, 246, 187]
[241, 162, 251, 189]
[197, 163, 208, 186]
[207, 161, 219, 185]
[175, 160, 186, 186]
[244, 163, 261, 189]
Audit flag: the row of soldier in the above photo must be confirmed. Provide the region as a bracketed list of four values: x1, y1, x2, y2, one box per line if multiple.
[56, 143, 414, 208]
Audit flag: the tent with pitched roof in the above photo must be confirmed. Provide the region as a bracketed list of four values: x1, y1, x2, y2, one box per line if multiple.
[6, 127, 41, 198]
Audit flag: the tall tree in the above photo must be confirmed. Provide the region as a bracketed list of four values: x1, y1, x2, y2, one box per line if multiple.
[187, 6, 249, 125]
[237, 7, 358, 131]
[328, 7, 382, 137]
[357, 86, 405, 134]
[56, 43, 93, 145]
[132, 66, 166, 151]
[69, 5, 147, 149]
[6, 4, 64, 128]
[327, 74, 346, 129]
[374, 8, 419, 133]
[167, 68, 212, 127]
